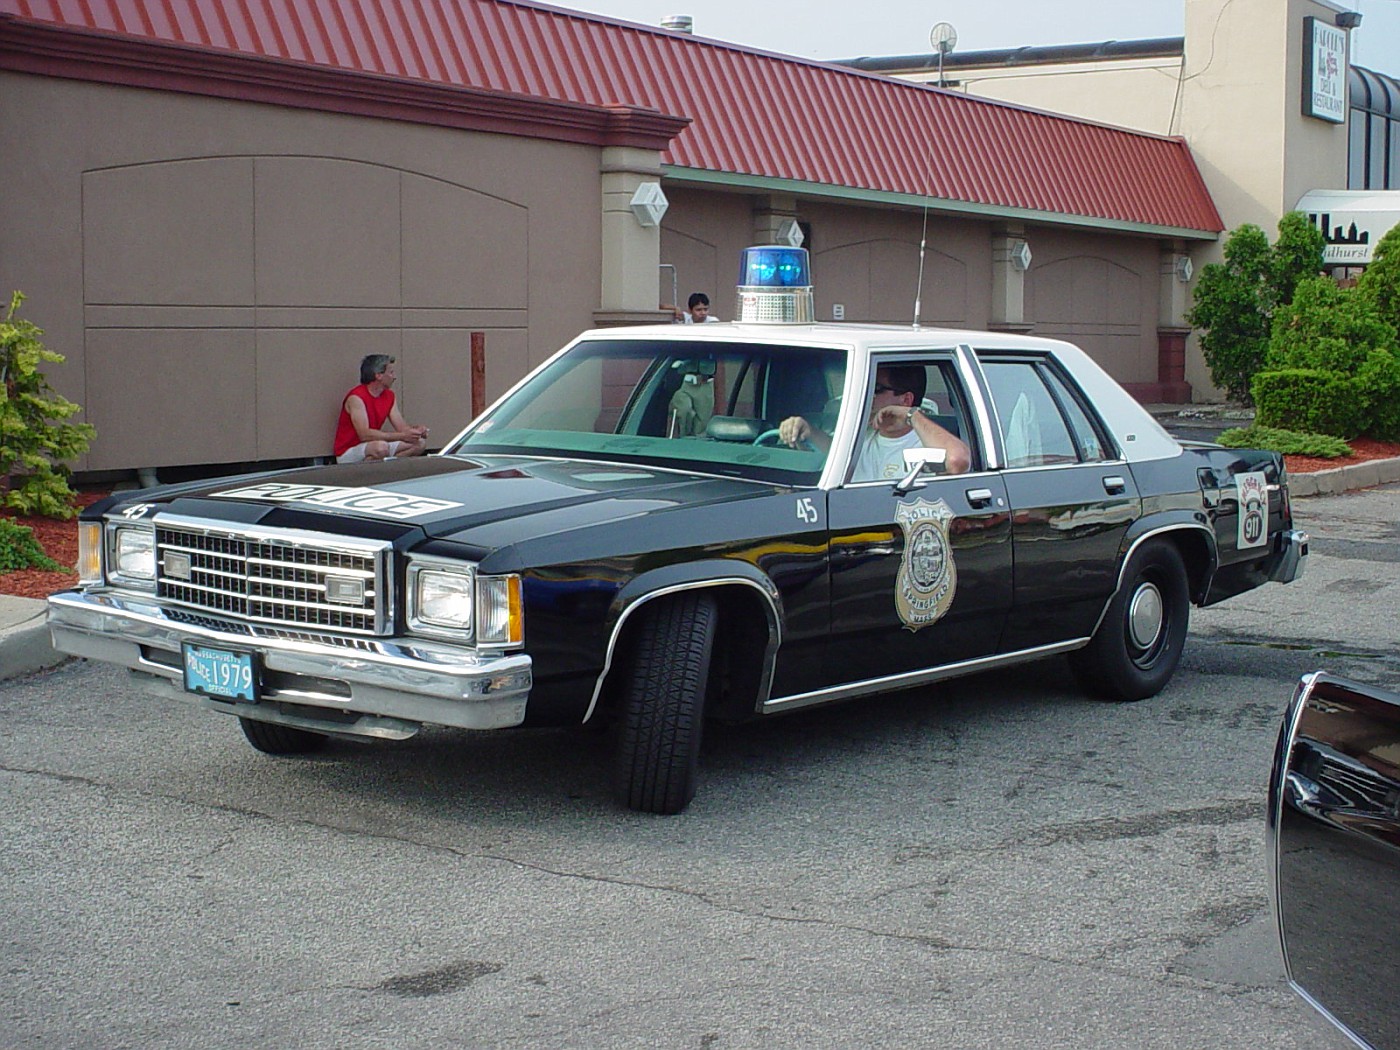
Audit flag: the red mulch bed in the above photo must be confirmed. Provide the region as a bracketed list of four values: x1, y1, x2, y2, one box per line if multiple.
[4, 438, 1400, 600]
[1284, 437, 1400, 474]
[1, 491, 108, 600]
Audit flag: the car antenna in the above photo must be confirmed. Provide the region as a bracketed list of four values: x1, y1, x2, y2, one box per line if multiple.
[912, 202, 930, 330]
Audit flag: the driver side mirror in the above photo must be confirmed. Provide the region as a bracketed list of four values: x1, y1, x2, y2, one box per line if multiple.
[893, 447, 947, 495]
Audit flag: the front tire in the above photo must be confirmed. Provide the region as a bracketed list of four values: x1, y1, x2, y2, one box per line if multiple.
[613, 592, 717, 815]
[1070, 540, 1190, 702]
[239, 717, 329, 755]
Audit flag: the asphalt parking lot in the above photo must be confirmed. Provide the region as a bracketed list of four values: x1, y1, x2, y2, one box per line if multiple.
[3, 485, 1395, 1049]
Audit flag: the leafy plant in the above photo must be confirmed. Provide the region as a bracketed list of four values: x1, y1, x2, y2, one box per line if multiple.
[0, 517, 64, 573]
[1358, 223, 1400, 335]
[1186, 224, 1274, 403]
[1270, 210, 1327, 307]
[1216, 424, 1352, 459]
[1266, 275, 1397, 373]
[1250, 369, 1366, 438]
[0, 292, 95, 518]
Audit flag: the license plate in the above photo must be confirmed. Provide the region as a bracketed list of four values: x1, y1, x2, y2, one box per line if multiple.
[182, 643, 257, 703]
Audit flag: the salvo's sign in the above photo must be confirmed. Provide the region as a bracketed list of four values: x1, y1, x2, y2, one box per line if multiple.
[1303, 16, 1347, 124]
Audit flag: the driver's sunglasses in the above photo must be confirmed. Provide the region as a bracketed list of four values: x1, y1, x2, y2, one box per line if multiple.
[873, 384, 905, 395]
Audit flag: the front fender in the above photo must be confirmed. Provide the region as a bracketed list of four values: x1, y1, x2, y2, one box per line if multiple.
[583, 559, 785, 723]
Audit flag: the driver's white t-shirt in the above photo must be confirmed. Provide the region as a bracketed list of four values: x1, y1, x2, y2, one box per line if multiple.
[853, 429, 923, 481]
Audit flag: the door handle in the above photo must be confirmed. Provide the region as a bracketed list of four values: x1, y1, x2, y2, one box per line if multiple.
[966, 487, 994, 507]
[1102, 475, 1127, 495]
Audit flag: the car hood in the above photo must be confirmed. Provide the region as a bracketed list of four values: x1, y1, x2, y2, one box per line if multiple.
[148, 454, 783, 549]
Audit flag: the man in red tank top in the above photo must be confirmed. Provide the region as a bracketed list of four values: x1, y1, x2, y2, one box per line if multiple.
[333, 354, 429, 463]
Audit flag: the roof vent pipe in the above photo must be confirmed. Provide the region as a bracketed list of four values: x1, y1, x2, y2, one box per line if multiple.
[661, 14, 694, 33]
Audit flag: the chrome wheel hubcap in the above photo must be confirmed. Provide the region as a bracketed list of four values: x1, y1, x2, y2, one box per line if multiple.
[1128, 583, 1164, 651]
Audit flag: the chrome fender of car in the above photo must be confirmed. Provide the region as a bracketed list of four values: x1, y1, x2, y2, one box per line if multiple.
[583, 564, 784, 724]
[1270, 672, 1400, 1050]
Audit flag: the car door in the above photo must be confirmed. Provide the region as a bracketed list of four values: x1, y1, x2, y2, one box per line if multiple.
[823, 352, 1013, 686]
[975, 353, 1141, 652]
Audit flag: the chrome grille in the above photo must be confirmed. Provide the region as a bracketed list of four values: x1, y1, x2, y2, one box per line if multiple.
[155, 519, 390, 635]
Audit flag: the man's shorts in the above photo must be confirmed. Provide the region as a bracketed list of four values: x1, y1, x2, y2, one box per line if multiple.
[335, 441, 412, 464]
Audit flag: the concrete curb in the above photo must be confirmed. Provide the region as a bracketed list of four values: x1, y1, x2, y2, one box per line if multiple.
[0, 595, 65, 683]
[3, 455, 1397, 684]
[1287, 455, 1400, 498]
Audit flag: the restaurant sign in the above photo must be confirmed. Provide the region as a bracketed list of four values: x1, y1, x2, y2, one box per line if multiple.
[1303, 16, 1347, 124]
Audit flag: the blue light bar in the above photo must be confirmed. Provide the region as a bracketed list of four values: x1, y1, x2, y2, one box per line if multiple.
[738, 246, 810, 288]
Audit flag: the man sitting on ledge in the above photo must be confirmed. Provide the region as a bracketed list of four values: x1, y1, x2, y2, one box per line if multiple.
[333, 353, 429, 463]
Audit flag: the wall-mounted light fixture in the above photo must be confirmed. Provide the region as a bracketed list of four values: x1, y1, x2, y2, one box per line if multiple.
[629, 182, 669, 227]
[775, 217, 805, 248]
[1335, 10, 1362, 29]
[1175, 255, 1194, 283]
[1009, 240, 1033, 272]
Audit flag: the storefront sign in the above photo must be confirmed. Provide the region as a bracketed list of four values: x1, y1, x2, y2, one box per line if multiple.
[1303, 16, 1347, 124]
[1298, 190, 1400, 266]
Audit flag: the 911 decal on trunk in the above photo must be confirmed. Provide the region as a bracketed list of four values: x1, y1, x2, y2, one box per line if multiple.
[895, 497, 957, 631]
[1236, 472, 1269, 549]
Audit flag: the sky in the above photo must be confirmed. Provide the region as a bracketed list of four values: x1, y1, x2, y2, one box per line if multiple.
[555, 0, 1400, 74]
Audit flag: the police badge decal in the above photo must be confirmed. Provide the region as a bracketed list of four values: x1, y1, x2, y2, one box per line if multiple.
[894, 498, 957, 631]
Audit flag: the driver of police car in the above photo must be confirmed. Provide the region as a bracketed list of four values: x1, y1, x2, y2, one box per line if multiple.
[777, 365, 971, 481]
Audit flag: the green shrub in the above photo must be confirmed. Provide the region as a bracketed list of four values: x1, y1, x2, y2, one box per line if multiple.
[1186, 224, 1274, 403]
[1357, 222, 1400, 333]
[1266, 275, 1397, 373]
[0, 517, 64, 573]
[1357, 347, 1400, 442]
[1251, 368, 1367, 437]
[0, 292, 96, 519]
[1216, 424, 1352, 458]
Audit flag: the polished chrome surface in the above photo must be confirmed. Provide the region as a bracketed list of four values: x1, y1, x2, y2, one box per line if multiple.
[1127, 582, 1164, 649]
[1271, 672, 1400, 1050]
[47, 589, 532, 732]
[152, 514, 390, 635]
[1270, 528, 1310, 584]
[762, 638, 1089, 714]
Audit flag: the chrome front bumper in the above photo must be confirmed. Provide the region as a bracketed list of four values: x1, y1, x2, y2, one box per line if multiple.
[46, 589, 533, 737]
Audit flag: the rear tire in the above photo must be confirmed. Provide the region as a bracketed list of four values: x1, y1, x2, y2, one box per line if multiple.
[1070, 539, 1190, 702]
[613, 592, 717, 815]
[239, 716, 329, 755]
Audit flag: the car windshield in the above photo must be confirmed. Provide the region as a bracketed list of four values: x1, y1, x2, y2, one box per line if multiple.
[446, 338, 848, 484]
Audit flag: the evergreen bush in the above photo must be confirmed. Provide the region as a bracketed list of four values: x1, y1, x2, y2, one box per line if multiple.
[0, 292, 96, 518]
[0, 517, 64, 573]
[1216, 424, 1352, 459]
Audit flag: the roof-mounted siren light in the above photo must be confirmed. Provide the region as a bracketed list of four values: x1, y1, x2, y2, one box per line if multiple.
[736, 245, 814, 323]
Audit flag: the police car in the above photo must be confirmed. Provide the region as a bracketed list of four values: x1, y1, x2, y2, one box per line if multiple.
[48, 247, 1307, 813]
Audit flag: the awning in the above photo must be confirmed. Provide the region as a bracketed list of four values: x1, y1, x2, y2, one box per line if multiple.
[1296, 189, 1400, 265]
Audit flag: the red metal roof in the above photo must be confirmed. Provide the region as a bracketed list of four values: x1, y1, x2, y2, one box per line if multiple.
[0, 0, 1223, 234]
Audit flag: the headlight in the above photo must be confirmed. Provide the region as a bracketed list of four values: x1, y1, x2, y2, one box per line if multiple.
[111, 526, 155, 582]
[414, 568, 475, 630]
[408, 562, 523, 647]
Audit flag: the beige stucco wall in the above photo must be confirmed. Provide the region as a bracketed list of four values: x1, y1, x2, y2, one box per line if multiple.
[0, 70, 602, 472]
[894, 0, 1358, 400]
[935, 58, 1183, 136]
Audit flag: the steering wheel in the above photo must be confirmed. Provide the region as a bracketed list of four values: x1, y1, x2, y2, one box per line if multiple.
[754, 429, 816, 452]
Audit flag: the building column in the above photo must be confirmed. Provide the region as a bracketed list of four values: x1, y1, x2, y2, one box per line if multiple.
[1155, 243, 1194, 402]
[595, 146, 672, 327]
[752, 193, 799, 244]
[988, 224, 1033, 332]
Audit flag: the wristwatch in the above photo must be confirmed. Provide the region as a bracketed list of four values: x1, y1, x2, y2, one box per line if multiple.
[905, 406, 918, 426]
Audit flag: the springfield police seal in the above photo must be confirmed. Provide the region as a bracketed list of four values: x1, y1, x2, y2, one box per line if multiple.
[895, 498, 957, 631]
